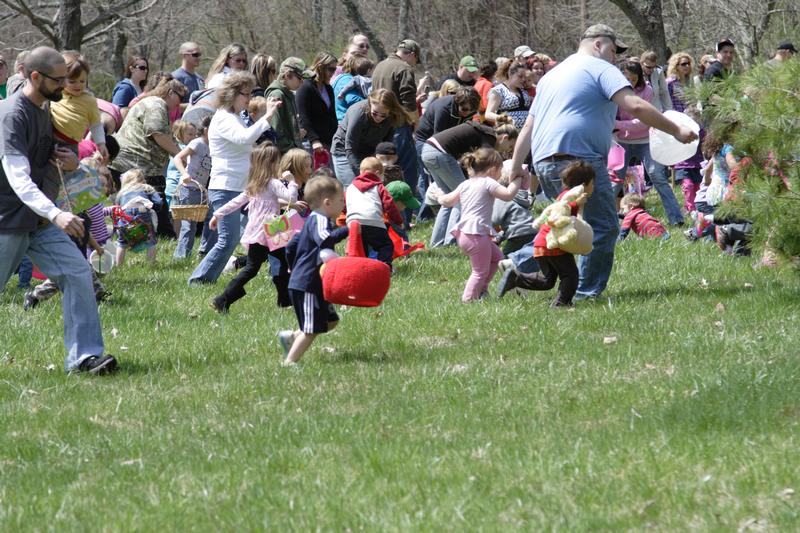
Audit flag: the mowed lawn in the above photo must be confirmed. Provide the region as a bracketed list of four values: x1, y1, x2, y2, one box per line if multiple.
[1, 214, 799, 531]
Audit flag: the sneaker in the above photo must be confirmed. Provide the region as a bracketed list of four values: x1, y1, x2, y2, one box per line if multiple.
[23, 291, 38, 310]
[497, 269, 519, 298]
[95, 288, 112, 303]
[222, 256, 237, 274]
[78, 354, 118, 375]
[498, 259, 514, 274]
[278, 330, 295, 358]
[683, 228, 698, 242]
[210, 295, 229, 313]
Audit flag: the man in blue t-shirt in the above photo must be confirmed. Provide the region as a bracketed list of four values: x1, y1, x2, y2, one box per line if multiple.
[509, 24, 697, 300]
[171, 42, 205, 104]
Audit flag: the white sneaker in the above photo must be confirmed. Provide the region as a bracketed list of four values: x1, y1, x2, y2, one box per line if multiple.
[498, 259, 514, 274]
[278, 330, 295, 358]
[222, 255, 237, 274]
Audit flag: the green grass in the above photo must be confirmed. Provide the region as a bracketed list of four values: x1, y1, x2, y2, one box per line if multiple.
[2, 216, 800, 531]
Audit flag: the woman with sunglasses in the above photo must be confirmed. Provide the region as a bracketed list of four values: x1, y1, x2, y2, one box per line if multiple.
[112, 55, 149, 118]
[296, 52, 339, 158]
[331, 88, 411, 185]
[665, 53, 695, 113]
[207, 43, 248, 89]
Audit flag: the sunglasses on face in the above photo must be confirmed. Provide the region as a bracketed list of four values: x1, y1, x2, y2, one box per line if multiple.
[679, 62, 691, 67]
[358, 43, 370, 49]
[186, 52, 202, 58]
[134, 65, 148, 71]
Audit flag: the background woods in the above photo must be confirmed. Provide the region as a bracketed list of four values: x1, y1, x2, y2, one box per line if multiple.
[1, 0, 799, 97]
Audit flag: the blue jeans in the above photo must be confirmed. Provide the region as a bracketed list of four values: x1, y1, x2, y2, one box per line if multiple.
[332, 154, 356, 186]
[0, 224, 104, 371]
[16, 255, 33, 287]
[508, 243, 540, 274]
[534, 157, 619, 299]
[173, 186, 214, 259]
[415, 139, 435, 221]
[395, 125, 419, 226]
[618, 142, 684, 225]
[421, 143, 464, 247]
[188, 189, 244, 284]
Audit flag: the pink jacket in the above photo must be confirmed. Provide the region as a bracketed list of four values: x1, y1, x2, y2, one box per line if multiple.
[615, 84, 653, 142]
[214, 179, 298, 247]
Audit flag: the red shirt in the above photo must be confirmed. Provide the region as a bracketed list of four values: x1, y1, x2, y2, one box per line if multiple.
[621, 207, 666, 238]
[533, 189, 578, 257]
[474, 77, 494, 113]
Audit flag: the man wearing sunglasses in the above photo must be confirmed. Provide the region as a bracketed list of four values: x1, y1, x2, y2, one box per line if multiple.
[0, 47, 117, 375]
[172, 42, 205, 103]
[640, 51, 672, 112]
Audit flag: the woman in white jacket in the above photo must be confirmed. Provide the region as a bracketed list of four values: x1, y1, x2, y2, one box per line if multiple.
[189, 72, 280, 284]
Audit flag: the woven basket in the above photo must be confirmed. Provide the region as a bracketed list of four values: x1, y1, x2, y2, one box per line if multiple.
[171, 179, 209, 222]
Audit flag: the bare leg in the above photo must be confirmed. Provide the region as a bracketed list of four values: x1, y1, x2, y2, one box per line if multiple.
[115, 246, 126, 266]
[285, 332, 317, 365]
[146, 246, 157, 263]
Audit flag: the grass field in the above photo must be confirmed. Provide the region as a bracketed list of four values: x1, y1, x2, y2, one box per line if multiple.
[1, 215, 799, 531]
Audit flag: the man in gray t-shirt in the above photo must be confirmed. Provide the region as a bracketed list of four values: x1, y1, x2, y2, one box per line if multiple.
[0, 47, 118, 375]
[508, 25, 696, 300]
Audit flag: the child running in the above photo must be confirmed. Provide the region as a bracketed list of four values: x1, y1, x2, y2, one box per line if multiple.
[435, 148, 523, 302]
[618, 193, 669, 242]
[210, 144, 298, 312]
[114, 169, 162, 265]
[278, 175, 348, 365]
[509, 161, 594, 307]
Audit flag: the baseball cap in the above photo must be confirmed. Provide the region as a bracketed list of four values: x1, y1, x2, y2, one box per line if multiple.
[514, 45, 535, 58]
[280, 57, 315, 79]
[386, 180, 421, 210]
[398, 39, 421, 58]
[777, 41, 797, 53]
[375, 142, 397, 156]
[459, 55, 479, 72]
[582, 24, 629, 54]
[716, 38, 735, 52]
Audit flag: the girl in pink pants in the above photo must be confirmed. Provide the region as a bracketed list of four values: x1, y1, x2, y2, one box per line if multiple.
[435, 148, 527, 302]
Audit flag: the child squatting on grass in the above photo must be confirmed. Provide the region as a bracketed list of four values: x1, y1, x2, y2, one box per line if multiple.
[434, 147, 525, 303]
[278, 175, 348, 365]
[210, 144, 299, 312]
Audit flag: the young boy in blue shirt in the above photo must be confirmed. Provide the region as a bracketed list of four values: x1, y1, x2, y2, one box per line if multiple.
[278, 175, 348, 365]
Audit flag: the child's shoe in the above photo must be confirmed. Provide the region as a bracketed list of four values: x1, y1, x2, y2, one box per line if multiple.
[23, 291, 39, 310]
[222, 256, 237, 274]
[498, 259, 514, 274]
[210, 295, 229, 313]
[278, 330, 295, 358]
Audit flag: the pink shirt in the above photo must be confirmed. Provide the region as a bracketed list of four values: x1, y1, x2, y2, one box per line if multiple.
[214, 179, 298, 247]
[450, 177, 500, 236]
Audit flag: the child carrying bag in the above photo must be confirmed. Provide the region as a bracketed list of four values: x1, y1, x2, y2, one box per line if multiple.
[263, 208, 305, 251]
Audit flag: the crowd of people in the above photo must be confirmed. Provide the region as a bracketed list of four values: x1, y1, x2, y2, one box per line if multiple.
[1, 25, 791, 373]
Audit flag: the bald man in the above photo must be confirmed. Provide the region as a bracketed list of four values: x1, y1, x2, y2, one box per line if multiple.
[172, 41, 205, 103]
[0, 46, 118, 374]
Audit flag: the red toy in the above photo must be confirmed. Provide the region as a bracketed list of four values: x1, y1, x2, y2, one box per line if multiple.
[321, 221, 391, 307]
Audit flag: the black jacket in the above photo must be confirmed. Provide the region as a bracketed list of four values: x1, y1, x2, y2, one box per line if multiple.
[295, 79, 338, 148]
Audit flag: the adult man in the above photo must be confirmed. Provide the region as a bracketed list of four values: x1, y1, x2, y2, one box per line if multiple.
[0, 47, 117, 374]
[507, 25, 696, 300]
[351, 34, 371, 57]
[438, 56, 480, 88]
[371, 39, 425, 201]
[704, 39, 736, 80]
[172, 42, 205, 103]
[514, 45, 535, 63]
[767, 41, 796, 67]
[640, 51, 672, 112]
[5, 51, 29, 96]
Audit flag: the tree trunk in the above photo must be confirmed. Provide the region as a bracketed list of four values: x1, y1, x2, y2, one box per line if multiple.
[607, 0, 671, 61]
[57, 0, 84, 50]
[398, 0, 410, 44]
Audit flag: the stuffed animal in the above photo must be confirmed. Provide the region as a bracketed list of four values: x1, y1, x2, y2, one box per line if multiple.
[532, 185, 583, 249]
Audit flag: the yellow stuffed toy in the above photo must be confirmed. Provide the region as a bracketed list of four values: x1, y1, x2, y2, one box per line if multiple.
[532, 184, 593, 254]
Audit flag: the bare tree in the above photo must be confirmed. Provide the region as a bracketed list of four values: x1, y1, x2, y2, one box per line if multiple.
[605, 0, 671, 60]
[341, 0, 388, 59]
[0, 0, 161, 51]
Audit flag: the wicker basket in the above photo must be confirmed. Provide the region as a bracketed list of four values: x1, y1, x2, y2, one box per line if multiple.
[171, 180, 209, 222]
